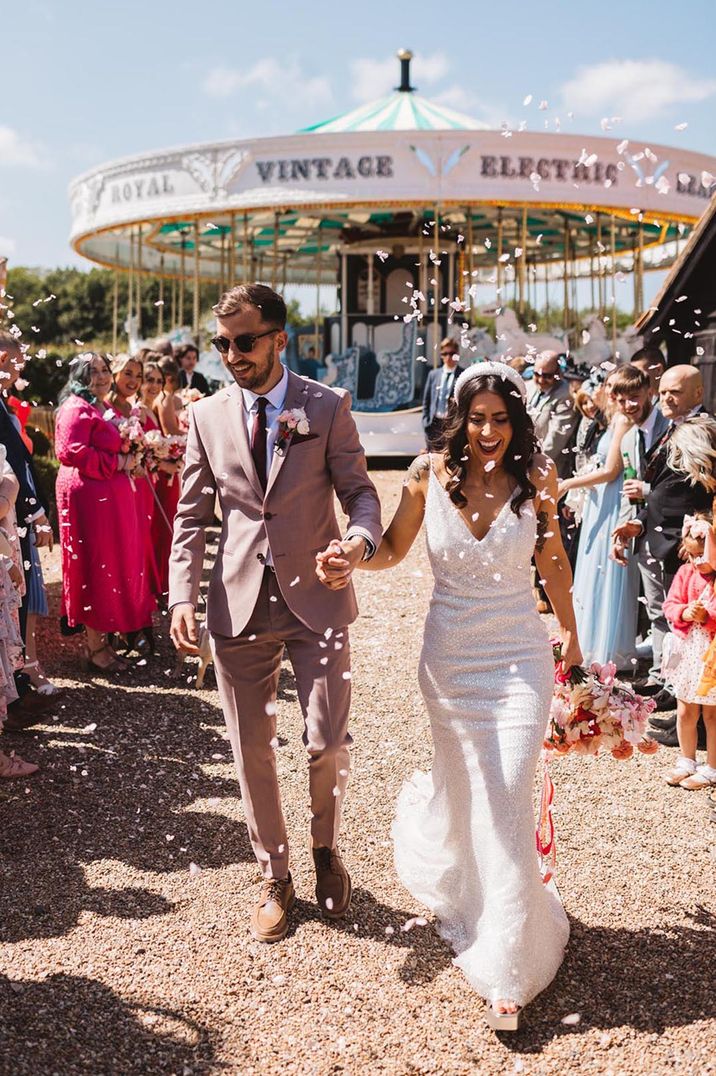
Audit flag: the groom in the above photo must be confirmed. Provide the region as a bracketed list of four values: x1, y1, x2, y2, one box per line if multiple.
[169, 284, 381, 942]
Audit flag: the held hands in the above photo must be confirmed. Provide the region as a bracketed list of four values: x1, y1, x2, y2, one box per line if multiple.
[610, 520, 642, 566]
[170, 602, 200, 654]
[315, 536, 366, 590]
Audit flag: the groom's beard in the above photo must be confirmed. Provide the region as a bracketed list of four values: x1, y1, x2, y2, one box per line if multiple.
[225, 350, 277, 392]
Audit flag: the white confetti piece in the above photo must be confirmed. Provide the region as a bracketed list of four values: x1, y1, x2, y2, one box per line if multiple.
[561, 1013, 581, 1026]
[189, 862, 202, 877]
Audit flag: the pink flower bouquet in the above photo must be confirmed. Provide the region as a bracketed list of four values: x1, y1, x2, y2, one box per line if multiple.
[545, 642, 658, 759]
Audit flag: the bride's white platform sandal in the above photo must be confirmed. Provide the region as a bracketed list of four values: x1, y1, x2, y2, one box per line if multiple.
[485, 1004, 523, 1032]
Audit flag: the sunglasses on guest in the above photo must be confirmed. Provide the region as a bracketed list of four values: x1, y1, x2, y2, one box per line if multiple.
[211, 328, 280, 355]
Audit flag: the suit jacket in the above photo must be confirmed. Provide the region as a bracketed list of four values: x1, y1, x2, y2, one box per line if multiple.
[168, 370, 382, 637]
[617, 405, 670, 526]
[0, 397, 48, 527]
[526, 380, 578, 479]
[636, 409, 711, 576]
[422, 365, 464, 428]
[178, 369, 210, 396]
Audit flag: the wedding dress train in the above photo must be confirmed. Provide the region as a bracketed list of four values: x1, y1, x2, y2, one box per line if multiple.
[393, 466, 569, 1006]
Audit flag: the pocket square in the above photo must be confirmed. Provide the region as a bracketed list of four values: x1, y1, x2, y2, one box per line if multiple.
[291, 432, 320, 445]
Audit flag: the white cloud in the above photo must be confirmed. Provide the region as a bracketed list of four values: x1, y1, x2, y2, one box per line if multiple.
[0, 235, 17, 256]
[0, 126, 42, 168]
[561, 59, 716, 122]
[202, 57, 332, 112]
[350, 51, 449, 102]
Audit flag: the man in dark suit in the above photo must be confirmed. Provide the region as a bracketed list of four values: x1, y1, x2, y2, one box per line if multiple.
[176, 343, 210, 395]
[612, 364, 710, 726]
[0, 332, 54, 727]
[422, 338, 464, 449]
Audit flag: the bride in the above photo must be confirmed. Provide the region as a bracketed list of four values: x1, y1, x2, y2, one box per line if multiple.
[318, 361, 582, 1030]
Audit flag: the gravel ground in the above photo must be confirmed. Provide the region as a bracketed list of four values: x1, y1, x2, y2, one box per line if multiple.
[1, 467, 715, 1076]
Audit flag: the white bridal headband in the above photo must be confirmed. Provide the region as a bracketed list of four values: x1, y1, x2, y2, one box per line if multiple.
[453, 361, 528, 403]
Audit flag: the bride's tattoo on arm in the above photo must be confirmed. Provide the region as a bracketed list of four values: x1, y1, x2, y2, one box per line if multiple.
[405, 455, 431, 484]
[535, 508, 551, 552]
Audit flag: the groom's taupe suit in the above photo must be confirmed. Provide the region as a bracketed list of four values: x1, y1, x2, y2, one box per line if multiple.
[169, 369, 382, 878]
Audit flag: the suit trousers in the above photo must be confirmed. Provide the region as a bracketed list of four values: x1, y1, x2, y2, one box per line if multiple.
[637, 541, 674, 684]
[211, 568, 352, 879]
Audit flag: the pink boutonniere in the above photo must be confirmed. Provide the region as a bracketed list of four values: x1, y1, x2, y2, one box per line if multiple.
[275, 407, 310, 456]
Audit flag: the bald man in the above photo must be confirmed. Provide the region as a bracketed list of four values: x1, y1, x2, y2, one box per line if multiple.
[612, 365, 710, 717]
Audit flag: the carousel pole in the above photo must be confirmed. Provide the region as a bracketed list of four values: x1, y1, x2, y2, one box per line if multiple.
[136, 226, 143, 339]
[610, 215, 618, 357]
[590, 248, 596, 313]
[519, 206, 527, 319]
[466, 207, 474, 324]
[228, 212, 236, 288]
[219, 229, 225, 297]
[632, 237, 639, 320]
[340, 249, 348, 351]
[112, 265, 119, 355]
[272, 210, 280, 290]
[596, 214, 604, 318]
[171, 276, 177, 331]
[637, 221, 645, 314]
[496, 207, 504, 298]
[563, 218, 570, 340]
[433, 207, 440, 366]
[158, 256, 165, 336]
[127, 229, 135, 345]
[179, 235, 186, 328]
[243, 212, 250, 282]
[544, 259, 550, 325]
[193, 219, 200, 340]
[367, 251, 375, 316]
[282, 253, 288, 295]
[314, 233, 322, 359]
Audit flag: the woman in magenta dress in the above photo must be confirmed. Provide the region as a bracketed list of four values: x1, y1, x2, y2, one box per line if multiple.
[151, 357, 185, 601]
[55, 353, 155, 673]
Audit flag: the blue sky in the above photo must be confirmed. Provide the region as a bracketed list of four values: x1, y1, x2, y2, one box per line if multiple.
[2, 0, 716, 305]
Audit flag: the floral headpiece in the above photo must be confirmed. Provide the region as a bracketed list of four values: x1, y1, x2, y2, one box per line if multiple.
[681, 515, 711, 540]
[454, 361, 528, 403]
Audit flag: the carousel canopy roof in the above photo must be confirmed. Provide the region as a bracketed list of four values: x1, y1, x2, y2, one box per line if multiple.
[301, 91, 487, 134]
[302, 50, 487, 133]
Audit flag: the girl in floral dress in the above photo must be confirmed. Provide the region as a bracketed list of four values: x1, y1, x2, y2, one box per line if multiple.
[662, 513, 716, 789]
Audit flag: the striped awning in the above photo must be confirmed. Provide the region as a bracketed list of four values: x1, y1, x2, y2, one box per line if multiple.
[302, 91, 488, 133]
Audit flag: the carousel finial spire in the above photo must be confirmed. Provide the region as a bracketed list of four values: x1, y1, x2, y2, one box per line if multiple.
[396, 49, 415, 93]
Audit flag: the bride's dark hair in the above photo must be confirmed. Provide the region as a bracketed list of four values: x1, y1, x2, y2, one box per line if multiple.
[441, 372, 539, 515]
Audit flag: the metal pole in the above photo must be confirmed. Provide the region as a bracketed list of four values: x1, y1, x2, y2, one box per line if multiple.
[519, 206, 527, 318]
[367, 251, 375, 316]
[179, 236, 186, 328]
[136, 226, 143, 338]
[596, 214, 604, 318]
[610, 215, 618, 358]
[466, 207, 474, 325]
[544, 259, 550, 325]
[228, 212, 236, 288]
[315, 232, 322, 358]
[193, 219, 200, 339]
[632, 238, 639, 321]
[433, 208, 440, 366]
[496, 207, 504, 297]
[171, 275, 177, 331]
[272, 210, 279, 290]
[127, 229, 134, 340]
[243, 212, 249, 281]
[563, 219, 570, 337]
[158, 257, 164, 336]
[340, 249, 348, 350]
[282, 253, 288, 295]
[637, 222, 645, 314]
[112, 268, 119, 355]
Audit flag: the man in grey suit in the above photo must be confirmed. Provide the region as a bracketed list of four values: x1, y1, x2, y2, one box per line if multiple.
[526, 352, 578, 479]
[169, 284, 382, 944]
[422, 338, 464, 449]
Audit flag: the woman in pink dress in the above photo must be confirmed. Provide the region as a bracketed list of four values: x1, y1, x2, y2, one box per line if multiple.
[55, 353, 155, 673]
[151, 357, 185, 601]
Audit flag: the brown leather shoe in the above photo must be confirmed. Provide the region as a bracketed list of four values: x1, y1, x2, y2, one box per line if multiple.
[250, 874, 294, 943]
[313, 846, 352, 919]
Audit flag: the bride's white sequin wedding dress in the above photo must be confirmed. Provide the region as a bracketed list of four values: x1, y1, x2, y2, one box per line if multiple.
[393, 465, 570, 1006]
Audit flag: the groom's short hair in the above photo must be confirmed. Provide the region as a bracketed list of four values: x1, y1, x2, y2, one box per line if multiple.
[213, 283, 287, 329]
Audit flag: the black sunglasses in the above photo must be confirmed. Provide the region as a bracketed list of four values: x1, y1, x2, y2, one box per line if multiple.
[211, 328, 279, 355]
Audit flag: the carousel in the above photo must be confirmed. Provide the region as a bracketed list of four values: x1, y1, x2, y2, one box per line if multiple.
[69, 50, 716, 453]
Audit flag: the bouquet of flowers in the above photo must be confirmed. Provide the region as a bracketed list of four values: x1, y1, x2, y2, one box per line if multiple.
[163, 434, 187, 485]
[142, 428, 170, 474]
[115, 413, 147, 487]
[179, 387, 205, 406]
[545, 642, 659, 759]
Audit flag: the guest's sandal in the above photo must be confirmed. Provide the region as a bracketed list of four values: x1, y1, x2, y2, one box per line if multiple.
[23, 661, 62, 696]
[83, 645, 127, 675]
[0, 751, 39, 778]
[665, 758, 697, 786]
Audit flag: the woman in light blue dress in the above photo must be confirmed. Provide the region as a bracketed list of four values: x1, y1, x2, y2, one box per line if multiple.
[559, 412, 639, 669]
